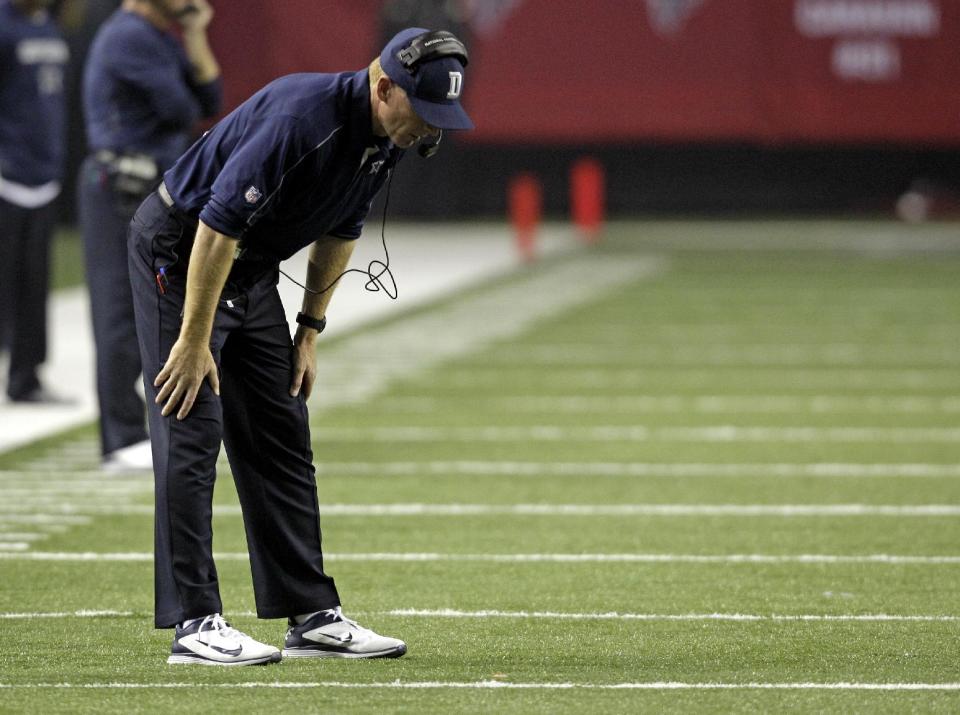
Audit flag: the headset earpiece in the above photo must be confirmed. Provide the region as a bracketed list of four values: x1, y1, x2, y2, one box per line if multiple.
[396, 30, 469, 73]
[396, 30, 466, 158]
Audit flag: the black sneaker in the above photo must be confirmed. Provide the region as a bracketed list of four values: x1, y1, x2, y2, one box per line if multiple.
[282, 607, 407, 659]
[167, 614, 282, 666]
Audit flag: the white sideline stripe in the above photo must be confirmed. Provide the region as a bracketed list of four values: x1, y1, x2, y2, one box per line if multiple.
[272, 503, 960, 517]
[0, 543, 28, 550]
[314, 461, 960, 478]
[0, 472, 152, 481]
[0, 515, 90, 524]
[2, 552, 959, 564]
[387, 609, 960, 623]
[311, 425, 960, 443]
[380, 395, 960, 415]
[480, 344, 960, 366]
[3, 608, 957, 623]
[5, 503, 960, 518]
[0, 610, 133, 620]
[2, 681, 960, 691]
[432, 368, 960, 391]
[5, 463, 960, 480]
[0, 482, 150, 491]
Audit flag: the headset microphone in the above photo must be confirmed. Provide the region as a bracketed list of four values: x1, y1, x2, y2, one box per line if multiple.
[418, 129, 442, 159]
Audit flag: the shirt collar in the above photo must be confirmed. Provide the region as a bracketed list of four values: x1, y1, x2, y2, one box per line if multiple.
[349, 68, 394, 153]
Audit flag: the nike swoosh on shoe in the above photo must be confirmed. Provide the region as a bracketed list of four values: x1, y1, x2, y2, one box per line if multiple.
[303, 630, 353, 645]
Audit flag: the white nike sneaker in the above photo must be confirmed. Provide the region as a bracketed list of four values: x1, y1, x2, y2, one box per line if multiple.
[282, 607, 407, 659]
[102, 439, 153, 474]
[167, 614, 282, 666]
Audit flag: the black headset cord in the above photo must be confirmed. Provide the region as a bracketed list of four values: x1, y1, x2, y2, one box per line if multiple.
[278, 166, 398, 300]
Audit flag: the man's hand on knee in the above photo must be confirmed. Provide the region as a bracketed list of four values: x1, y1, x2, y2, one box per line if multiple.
[290, 328, 317, 399]
[154, 338, 220, 420]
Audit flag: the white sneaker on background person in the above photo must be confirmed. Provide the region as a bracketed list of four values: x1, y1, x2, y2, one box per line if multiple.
[282, 607, 407, 658]
[102, 439, 153, 473]
[167, 614, 282, 666]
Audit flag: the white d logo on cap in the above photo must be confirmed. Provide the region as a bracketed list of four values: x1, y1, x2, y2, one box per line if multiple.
[447, 71, 463, 99]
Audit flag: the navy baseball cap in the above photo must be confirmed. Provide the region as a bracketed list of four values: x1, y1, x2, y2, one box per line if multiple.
[380, 27, 475, 131]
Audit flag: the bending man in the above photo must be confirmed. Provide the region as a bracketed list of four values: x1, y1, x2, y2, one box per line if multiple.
[127, 28, 474, 666]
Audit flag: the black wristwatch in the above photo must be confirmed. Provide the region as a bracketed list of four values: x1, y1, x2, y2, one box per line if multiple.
[296, 312, 327, 334]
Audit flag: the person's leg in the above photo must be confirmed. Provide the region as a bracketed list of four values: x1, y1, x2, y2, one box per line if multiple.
[6, 200, 53, 400]
[79, 158, 149, 457]
[219, 276, 340, 619]
[128, 194, 233, 628]
[0, 199, 26, 365]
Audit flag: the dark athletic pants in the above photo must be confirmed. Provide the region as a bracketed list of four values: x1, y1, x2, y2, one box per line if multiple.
[78, 157, 149, 455]
[0, 197, 52, 400]
[128, 191, 340, 628]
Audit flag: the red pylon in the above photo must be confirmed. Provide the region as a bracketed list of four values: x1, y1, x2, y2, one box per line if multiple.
[570, 157, 605, 244]
[509, 173, 543, 262]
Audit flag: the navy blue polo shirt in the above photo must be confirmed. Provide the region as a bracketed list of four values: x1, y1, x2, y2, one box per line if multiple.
[83, 9, 222, 171]
[0, 0, 68, 188]
[164, 70, 404, 262]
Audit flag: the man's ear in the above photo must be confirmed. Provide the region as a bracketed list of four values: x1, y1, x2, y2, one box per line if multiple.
[376, 76, 393, 103]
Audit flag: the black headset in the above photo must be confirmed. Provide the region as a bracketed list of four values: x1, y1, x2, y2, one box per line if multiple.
[395, 30, 469, 158]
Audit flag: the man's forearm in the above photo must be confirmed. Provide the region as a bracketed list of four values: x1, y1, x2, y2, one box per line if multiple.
[183, 29, 220, 84]
[300, 235, 356, 322]
[180, 221, 236, 344]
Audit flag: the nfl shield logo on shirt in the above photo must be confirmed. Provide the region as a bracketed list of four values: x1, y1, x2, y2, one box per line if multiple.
[244, 185, 263, 204]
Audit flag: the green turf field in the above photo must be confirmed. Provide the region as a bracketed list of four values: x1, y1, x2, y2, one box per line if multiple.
[50, 226, 84, 292]
[2, 220, 959, 713]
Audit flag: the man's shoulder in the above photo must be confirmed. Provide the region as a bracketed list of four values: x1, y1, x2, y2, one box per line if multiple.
[92, 10, 163, 52]
[251, 72, 355, 136]
[261, 72, 355, 108]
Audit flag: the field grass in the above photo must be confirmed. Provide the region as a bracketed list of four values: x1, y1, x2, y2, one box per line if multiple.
[51, 226, 84, 291]
[2, 220, 960, 713]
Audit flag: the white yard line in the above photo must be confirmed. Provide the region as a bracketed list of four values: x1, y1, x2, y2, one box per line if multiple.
[2, 681, 960, 691]
[3, 503, 960, 518]
[310, 425, 960, 443]
[430, 368, 960, 390]
[312, 461, 960, 478]
[0, 472, 153, 481]
[0, 610, 133, 619]
[3, 608, 957, 623]
[377, 395, 960, 414]
[2, 552, 958, 564]
[0, 515, 90, 525]
[480, 344, 960, 367]
[5, 462, 960, 480]
[248, 503, 960, 517]
[384, 609, 960, 623]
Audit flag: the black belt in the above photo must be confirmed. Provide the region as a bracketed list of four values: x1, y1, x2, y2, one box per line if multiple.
[157, 183, 271, 266]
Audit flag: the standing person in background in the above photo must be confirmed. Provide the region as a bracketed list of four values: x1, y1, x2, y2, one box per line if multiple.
[0, 0, 70, 404]
[80, 0, 221, 471]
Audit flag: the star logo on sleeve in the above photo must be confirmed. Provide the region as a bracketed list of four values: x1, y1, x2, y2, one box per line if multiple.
[244, 186, 263, 204]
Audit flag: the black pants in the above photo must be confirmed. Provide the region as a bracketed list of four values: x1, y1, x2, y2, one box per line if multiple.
[78, 157, 149, 455]
[128, 191, 340, 628]
[0, 197, 52, 400]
